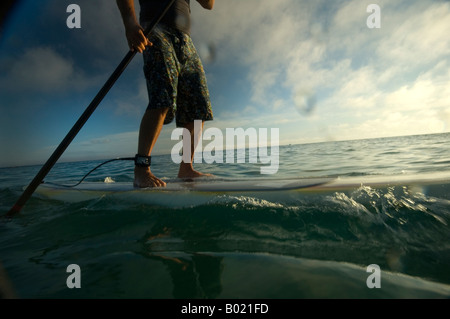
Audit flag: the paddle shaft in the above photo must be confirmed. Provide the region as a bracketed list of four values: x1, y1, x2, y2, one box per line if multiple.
[6, 0, 176, 217]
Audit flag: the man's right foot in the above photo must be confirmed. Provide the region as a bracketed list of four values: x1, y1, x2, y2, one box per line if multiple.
[134, 167, 166, 188]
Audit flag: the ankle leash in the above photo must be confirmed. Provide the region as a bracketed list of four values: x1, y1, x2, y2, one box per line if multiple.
[135, 154, 151, 167]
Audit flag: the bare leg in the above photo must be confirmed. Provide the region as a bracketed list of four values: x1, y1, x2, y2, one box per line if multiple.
[134, 108, 169, 188]
[178, 121, 213, 179]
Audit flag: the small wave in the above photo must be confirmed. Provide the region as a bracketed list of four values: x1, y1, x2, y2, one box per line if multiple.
[212, 195, 287, 210]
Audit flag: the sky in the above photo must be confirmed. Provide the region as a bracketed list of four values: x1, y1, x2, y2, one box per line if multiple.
[0, 0, 449, 167]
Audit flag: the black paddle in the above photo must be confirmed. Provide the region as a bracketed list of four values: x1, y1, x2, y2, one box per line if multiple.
[6, 0, 176, 218]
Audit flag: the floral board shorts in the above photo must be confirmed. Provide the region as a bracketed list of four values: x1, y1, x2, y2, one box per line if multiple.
[143, 25, 213, 127]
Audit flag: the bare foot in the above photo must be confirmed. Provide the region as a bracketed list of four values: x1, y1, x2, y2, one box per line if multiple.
[178, 163, 214, 180]
[134, 167, 166, 188]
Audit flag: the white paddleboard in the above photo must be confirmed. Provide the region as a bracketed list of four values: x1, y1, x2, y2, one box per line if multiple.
[34, 171, 450, 206]
[35, 177, 332, 205]
[37, 177, 333, 194]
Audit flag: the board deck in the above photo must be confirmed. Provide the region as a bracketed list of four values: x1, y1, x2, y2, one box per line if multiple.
[34, 171, 450, 205]
[38, 177, 334, 193]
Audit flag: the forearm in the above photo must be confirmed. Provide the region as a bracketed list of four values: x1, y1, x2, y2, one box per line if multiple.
[116, 0, 139, 29]
[196, 0, 215, 10]
[116, 0, 150, 53]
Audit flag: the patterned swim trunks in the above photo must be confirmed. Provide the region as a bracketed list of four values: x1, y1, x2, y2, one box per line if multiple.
[143, 25, 213, 127]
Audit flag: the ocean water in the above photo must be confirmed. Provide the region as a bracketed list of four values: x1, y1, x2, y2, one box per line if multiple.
[1, 132, 450, 299]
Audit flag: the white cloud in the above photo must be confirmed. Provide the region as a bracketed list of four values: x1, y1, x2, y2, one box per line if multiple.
[377, 2, 450, 67]
[2, 47, 74, 92]
[61, 131, 139, 162]
[0, 46, 102, 94]
[114, 79, 149, 118]
[191, 0, 450, 146]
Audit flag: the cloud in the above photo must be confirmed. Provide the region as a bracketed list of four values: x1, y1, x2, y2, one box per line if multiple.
[191, 4, 450, 143]
[376, 2, 450, 67]
[0, 46, 103, 94]
[61, 131, 139, 161]
[1, 47, 73, 92]
[195, 0, 450, 141]
[113, 79, 149, 118]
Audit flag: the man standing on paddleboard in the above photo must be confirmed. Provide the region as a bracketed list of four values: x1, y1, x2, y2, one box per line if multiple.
[116, 0, 215, 187]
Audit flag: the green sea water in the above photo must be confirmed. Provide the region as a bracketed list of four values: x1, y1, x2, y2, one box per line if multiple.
[1, 133, 450, 299]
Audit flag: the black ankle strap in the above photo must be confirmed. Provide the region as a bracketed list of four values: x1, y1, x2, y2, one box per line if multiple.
[135, 154, 151, 167]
